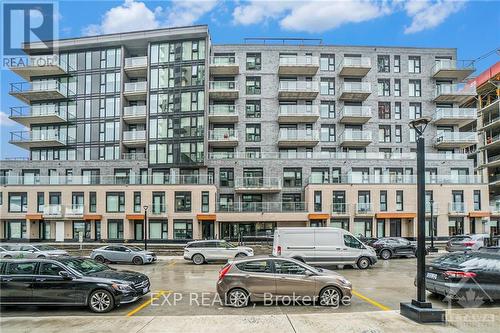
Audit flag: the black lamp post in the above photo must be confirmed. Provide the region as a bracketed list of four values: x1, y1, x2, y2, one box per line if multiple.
[400, 117, 445, 323]
[143, 205, 149, 250]
[429, 199, 438, 253]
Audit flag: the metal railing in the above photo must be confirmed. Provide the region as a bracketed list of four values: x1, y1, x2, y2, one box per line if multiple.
[43, 204, 62, 216]
[434, 132, 478, 143]
[217, 201, 306, 213]
[356, 203, 373, 214]
[208, 105, 236, 115]
[340, 57, 371, 68]
[307, 174, 484, 185]
[10, 80, 71, 96]
[209, 81, 237, 90]
[210, 56, 237, 65]
[435, 83, 476, 97]
[431, 59, 474, 74]
[483, 115, 500, 127]
[279, 104, 319, 116]
[279, 56, 319, 66]
[208, 129, 238, 141]
[485, 134, 500, 145]
[332, 203, 350, 214]
[124, 56, 147, 68]
[65, 204, 84, 216]
[9, 105, 65, 119]
[234, 177, 281, 189]
[339, 105, 372, 118]
[10, 130, 74, 144]
[122, 153, 146, 160]
[434, 108, 476, 120]
[279, 81, 319, 91]
[123, 105, 147, 117]
[279, 129, 319, 141]
[487, 154, 500, 164]
[449, 202, 466, 213]
[340, 82, 371, 93]
[124, 81, 147, 93]
[123, 130, 146, 141]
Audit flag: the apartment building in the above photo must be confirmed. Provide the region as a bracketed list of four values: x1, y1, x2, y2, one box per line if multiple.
[0, 25, 493, 242]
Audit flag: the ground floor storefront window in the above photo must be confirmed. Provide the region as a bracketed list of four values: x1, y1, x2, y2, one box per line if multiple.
[108, 219, 124, 240]
[331, 219, 349, 231]
[173, 220, 192, 240]
[449, 217, 464, 236]
[425, 218, 437, 237]
[39, 221, 51, 240]
[354, 218, 372, 238]
[220, 222, 276, 241]
[4, 220, 27, 239]
[150, 220, 168, 240]
[72, 221, 91, 240]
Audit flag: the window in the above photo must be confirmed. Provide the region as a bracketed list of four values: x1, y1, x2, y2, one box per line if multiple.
[394, 79, 401, 96]
[320, 101, 335, 118]
[173, 220, 193, 239]
[246, 53, 261, 70]
[320, 78, 335, 95]
[40, 263, 65, 276]
[175, 192, 191, 212]
[89, 192, 97, 212]
[396, 190, 404, 211]
[236, 260, 272, 273]
[378, 79, 390, 96]
[73, 221, 90, 239]
[395, 125, 402, 143]
[380, 191, 387, 211]
[8, 193, 27, 212]
[344, 234, 364, 249]
[107, 220, 123, 239]
[408, 56, 421, 73]
[332, 191, 346, 213]
[394, 55, 400, 73]
[152, 192, 165, 214]
[394, 102, 401, 120]
[314, 191, 322, 212]
[106, 192, 125, 213]
[377, 55, 390, 72]
[320, 124, 336, 142]
[6, 262, 37, 275]
[37, 192, 44, 213]
[320, 54, 335, 71]
[474, 190, 481, 211]
[220, 168, 234, 187]
[379, 125, 391, 143]
[275, 260, 308, 275]
[134, 192, 141, 213]
[246, 124, 261, 142]
[409, 102, 422, 119]
[246, 77, 261, 95]
[378, 102, 391, 119]
[246, 100, 261, 118]
[283, 168, 302, 187]
[409, 79, 421, 97]
[202, 191, 210, 213]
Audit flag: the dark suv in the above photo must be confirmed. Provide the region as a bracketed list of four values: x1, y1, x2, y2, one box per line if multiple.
[0, 257, 150, 313]
[369, 237, 418, 260]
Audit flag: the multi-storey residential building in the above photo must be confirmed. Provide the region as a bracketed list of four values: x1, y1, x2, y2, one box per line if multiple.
[0, 25, 493, 243]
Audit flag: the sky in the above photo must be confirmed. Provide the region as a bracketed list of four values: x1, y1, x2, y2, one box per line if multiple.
[1, 0, 499, 159]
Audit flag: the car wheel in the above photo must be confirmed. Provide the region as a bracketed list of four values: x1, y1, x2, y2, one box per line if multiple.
[132, 256, 144, 265]
[226, 288, 249, 308]
[235, 253, 247, 258]
[380, 249, 392, 260]
[192, 254, 205, 265]
[94, 255, 105, 263]
[357, 257, 371, 269]
[3, 255, 12, 259]
[88, 289, 115, 313]
[319, 286, 342, 306]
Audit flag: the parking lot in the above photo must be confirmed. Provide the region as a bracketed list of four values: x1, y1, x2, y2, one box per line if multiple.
[1, 256, 498, 318]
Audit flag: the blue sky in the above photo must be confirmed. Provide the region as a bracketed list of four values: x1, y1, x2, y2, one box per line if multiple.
[1, 0, 499, 158]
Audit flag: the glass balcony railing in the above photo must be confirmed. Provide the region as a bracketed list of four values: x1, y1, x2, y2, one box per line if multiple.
[279, 81, 319, 92]
[449, 202, 466, 213]
[10, 130, 74, 144]
[235, 177, 281, 189]
[10, 105, 65, 119]
[340, 105, 372, 118]
[43, 204, 62, 216]
[209, 81, 236, 90]
[124, 56, 147, 68]
[434, 132, 478, 144]
[65, 204, 84, 216]
[432, 59, 474, 74]
[435, 83, 475, 97]
[217, 202, 306, 213]
[279, 56, 319, 66]
[341, 57, 371, 68]
[210, 56, 237, 65]
[332, 203, 349, 214]
[279, 129, 319, 141]
[434, 108, 476, 120]
[208, 105, 236, 116]
[123, 105, 147, 117]
[279, 104, 319, 116]
[341, 82, 371, 93]
[340, 130, 372, 142]
[124, 81, 147, 93]
[356, 203, 373, 214]
[10, 80, 71, 96]
[123, 130, 146, 141]
[151, 204, 167, 215]
[208, 129, 237, 141]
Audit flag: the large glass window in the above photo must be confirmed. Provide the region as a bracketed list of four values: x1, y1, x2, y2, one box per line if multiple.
[246, 53, 261, 70]
[8, 193, 27, 212]
[149, 220, 168, 240]
[245, 124, 261, 142]
[377, 55, 390, 72]
[246, 77, 261, 95]
[175, 192, 191, 212]
[173, 220, 193, 239]
[246, 100, 261, 118]
[107, 220, 123, 240]
[283, 168, 302, 187]
[320, 54, 335, 71]
[106, 192, 125, 212]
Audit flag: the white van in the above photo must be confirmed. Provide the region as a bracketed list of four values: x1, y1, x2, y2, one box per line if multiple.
[272, 227, 377, 269]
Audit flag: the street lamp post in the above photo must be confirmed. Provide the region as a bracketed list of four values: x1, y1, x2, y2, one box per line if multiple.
[429, 199, 437, 253]
[400, 117, 445, 324]
[143, 205, 149, 250]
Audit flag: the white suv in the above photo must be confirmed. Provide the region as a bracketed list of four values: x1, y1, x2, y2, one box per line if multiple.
[183, 240, 254, 265]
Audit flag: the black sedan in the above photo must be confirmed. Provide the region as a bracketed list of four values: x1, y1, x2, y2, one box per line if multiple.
[369, 237, 417, 260]
[425, 252, 500, 302]
[0, 257, 150, 313]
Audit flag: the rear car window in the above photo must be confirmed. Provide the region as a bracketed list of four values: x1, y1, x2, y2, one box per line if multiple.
[275, 260, 308, 275]
[6, 262, 37, 275]
[451, 236, 472, 241]
[236, 260, 272, 273]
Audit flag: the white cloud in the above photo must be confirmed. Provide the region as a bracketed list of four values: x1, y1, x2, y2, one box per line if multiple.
[0, 112, 16, 127]
[404, 0, 466, 34]
[82, 0, 218, 36]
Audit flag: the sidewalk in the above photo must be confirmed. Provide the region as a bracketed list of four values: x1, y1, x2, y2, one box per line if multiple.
[1, 308, 498, 333]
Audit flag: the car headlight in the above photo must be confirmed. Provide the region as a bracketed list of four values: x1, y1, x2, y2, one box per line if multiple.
[112, 283, 134, 292]
[338, 277, 351, 286]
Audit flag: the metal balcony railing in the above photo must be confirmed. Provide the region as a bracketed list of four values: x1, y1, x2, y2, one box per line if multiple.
[10, 105, 65, 119]
[122, 153, 147, 160]
[10, 80, 71, 95]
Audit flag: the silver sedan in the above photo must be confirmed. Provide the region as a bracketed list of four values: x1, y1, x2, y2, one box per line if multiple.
[90, 244, 157, 265]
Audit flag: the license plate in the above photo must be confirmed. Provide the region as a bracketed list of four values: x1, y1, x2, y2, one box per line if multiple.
[426, 272, 438, 280]
[143, 287, 149, 294]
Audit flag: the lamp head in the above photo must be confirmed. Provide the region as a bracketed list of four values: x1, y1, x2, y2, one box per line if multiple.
[409, 116, 432, 136]
[143, 205, 149, 211]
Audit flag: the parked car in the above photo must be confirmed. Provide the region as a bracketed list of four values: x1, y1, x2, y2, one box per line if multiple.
[0, 257, 150, 312]
[272, 227, 377, 269]
[425, 251, 500, 301]
[183, 240, 254, 265]
[0, 245, 16, 259]
[90, 245, 156, 265]
[217, 256, 352, 308]
[370, 237, 418, 260]
[0, 244, 68, 259]
[479, 246, 500, 254]
[446, 234, 490, 252]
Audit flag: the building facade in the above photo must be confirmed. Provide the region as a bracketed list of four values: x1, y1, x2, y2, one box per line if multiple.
[0, 25, 494, 242]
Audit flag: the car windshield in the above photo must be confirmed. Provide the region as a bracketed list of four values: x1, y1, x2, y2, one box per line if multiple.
[63, 258, 110, 275]
[127, 246, 143, 252]
[35, 245, 58, 251]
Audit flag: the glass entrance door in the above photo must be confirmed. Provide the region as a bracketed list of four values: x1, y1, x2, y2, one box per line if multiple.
[134, 221, 144, 240]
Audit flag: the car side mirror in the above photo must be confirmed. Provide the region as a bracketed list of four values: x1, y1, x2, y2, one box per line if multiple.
[59, 271, 72, 280]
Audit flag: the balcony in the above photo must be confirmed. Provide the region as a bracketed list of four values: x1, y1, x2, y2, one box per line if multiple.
[339, 130, 372, 147]
[278, 105, 320, 123]
[491, 204, 500, 216]
[9, 105, 66, 127]
[9, 130, 74, 149]
[122, 130, 146, 147]
[217, 202, 306, 213]
[122, 153, 146, 160]
[339, 105, 372, 124]
[339, 57, 371, 77]
[431, 59, 475, 81]
[9, 81, 70, 104]
[124, 56, 148, 77]
[123, 81, 147, 101]
[208, 105, 238, 123]
[449, 202, 466, 215]
[490, 174, 500, 186]
[434, 132, 478, 149]
[278, 56, 319, 75]
[10, 55, 70, 80]
[234, 177, 282, 193]
[356, 203, 373, 215]
[485, 154, 500, 168]
[433, 83, 476, 104]
[123, 105, 147, 124]
[339, 82, 371, 101]
[43, 205, 63, 219]
[278, 81, 319, 100]
[332, 203, 350, 216]
[278, 129, 319, 147]
[209, 81, 238, 100]
[484, 134, 500, 149]
[209, 56, 239, 75]
[432, 108, 476, 127]
[65, 204, 84, 218]
[208, 130, 238, 147]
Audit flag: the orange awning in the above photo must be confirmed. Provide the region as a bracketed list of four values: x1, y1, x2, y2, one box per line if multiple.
[308, 213, 330, 220]
[83, 214, 102, 221]
[469, 211, 491, 218]
[126, 214, 145, 220]
[25, 214, 43, 220]
[375, 212, 416, 219]
[197, 214, 216, 221]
